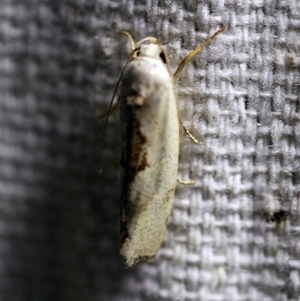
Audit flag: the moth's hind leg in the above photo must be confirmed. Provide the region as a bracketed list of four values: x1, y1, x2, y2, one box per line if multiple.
[177, 179, 195, 185]
[178, 116, 198, 143]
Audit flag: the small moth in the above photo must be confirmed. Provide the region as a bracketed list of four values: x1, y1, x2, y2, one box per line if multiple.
[107, 28, 224, 267]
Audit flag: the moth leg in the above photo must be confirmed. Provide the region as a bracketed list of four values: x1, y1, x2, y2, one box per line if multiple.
[95, 100, 120, 119]
[178, 116, 198, 143]
[177, 179, 195, 185]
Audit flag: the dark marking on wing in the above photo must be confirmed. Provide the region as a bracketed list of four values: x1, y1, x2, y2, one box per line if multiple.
[126, 118, 149, 182]
[120, 113, 149, 247]
[120, 218, 129, 246]
[126, 95, 145, 106]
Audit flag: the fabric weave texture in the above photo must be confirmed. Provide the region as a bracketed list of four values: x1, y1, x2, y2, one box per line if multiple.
[0, 0, 299, 300]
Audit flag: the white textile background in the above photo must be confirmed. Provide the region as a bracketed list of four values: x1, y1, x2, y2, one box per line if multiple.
[0, 0, 299, 301]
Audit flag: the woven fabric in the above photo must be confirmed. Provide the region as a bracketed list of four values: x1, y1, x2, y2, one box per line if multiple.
[0, 0, 299, 300]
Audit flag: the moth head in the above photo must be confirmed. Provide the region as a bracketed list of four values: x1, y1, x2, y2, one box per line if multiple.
[134, 37, 169, 65]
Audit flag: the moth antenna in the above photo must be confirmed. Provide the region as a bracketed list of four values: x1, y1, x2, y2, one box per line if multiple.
[96, 32, 136, 121]
[99, 47, 139, 173]
[95, 101, 120, 119]
[173, 27, 225, 81]
[119, 31, 136, 51]
[174, 27, 225, 143]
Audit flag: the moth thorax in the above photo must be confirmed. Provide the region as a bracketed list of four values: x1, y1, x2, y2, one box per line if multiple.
[139, 44, 162, 60]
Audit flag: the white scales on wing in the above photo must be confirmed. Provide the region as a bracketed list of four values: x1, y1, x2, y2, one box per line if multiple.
[104, 28, 225, 267]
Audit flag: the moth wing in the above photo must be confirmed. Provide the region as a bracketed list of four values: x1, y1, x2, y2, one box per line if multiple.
[119, 57, 180, 267]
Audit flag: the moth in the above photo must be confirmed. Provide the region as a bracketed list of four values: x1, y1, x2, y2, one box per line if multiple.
[106, 28, 224, 267]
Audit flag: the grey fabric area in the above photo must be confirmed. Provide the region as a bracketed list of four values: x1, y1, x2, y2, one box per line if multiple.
[1, 0, 300, 300]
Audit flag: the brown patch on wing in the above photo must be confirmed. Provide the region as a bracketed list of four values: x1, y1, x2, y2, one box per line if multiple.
[126, 118, 149, 181]
[127, 95, 145, 106]
[120, 217, 129, 246]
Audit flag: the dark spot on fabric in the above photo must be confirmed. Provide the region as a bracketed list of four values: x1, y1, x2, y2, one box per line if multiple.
[264, 210, 289, 223]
